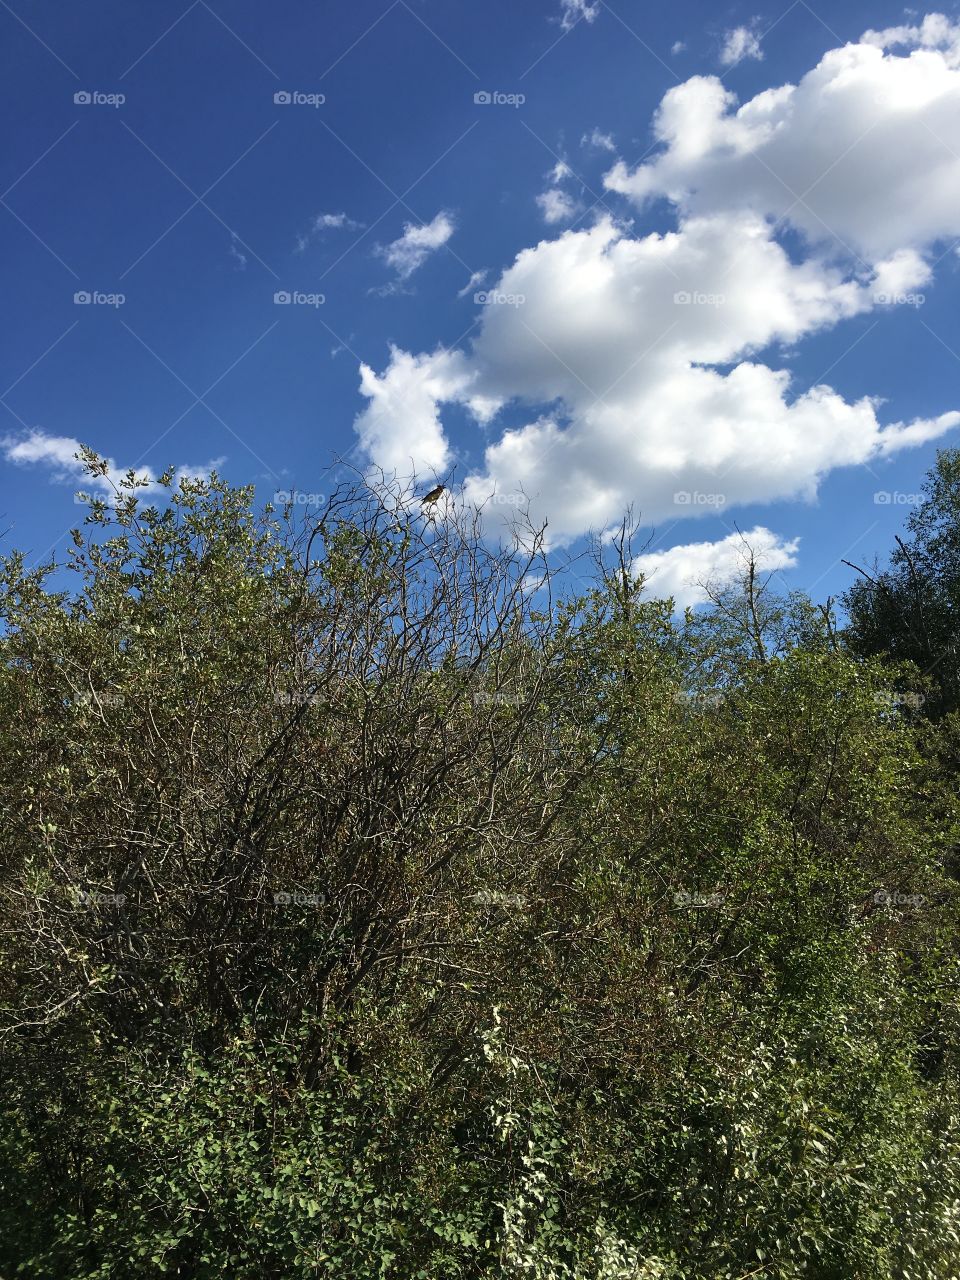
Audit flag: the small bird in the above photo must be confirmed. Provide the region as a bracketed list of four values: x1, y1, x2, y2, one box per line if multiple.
[420, 484, 445, 506]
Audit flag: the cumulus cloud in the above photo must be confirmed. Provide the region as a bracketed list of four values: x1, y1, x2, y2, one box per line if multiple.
[604, 17, 960, 262]
[871, 248, 932, 301]
[719, 24, 763, 66]
[353, 347, 499, 477]
[351, 17, 960, 549]
[451, 210, 958, 541]
[862, 12, 960, 54]
[559, 0, 599, 31]
[2, 430, 222, 497]
[377, 212, 455, 282]
[634, 527, 800, 609]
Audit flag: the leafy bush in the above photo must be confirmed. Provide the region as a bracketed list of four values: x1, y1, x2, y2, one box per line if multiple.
[0, 462, 957, 1277]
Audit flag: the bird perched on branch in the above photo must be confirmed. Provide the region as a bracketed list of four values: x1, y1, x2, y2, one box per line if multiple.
[420, 484, 445, 506]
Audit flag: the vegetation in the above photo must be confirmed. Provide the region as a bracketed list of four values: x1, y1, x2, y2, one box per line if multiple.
[1, 450, 959, 1277]
[845, 449, 960, 718]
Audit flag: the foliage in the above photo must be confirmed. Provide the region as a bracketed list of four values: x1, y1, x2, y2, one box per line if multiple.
[0, 461, 958, 1277]
[844, 448, 960, 717]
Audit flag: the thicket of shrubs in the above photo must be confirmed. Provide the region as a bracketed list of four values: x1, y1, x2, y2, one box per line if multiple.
[1, 451, 959, 1277]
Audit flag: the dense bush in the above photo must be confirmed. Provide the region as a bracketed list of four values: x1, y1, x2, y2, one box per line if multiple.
[1, 457, 958, 1277]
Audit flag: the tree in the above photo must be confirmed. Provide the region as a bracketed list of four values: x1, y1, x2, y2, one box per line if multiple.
[0, 458, 958, 1278]
[844, 449, 960, 717]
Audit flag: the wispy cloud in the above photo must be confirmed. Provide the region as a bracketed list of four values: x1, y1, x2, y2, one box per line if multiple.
[296, 211, 364, 253]
[2, 430, 223, 499]
[581, 128, 615, 152]
[536, 188, 579, 224]
[559, 0, 599, 31]
[719, 23, 763, 66]
[228, 234, 247, 271]
[458, 269, 487, 298]
[537, 154, 581, 225]
[378, 212, 455, 282]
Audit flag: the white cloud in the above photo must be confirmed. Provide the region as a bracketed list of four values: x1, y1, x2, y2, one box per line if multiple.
[458, 269, 488, 298]
[351, 18, 960, 548]
[536, 188, 580, 224]
[581, 128, 616, 151]
[2, 430, 222, 497]
[228, 235, 247, 270]
[313, 212, 360, 230]
[605, 17, 960, 262]
[862, 13, 960, 54]
[634, 527, 800, 609]
[295, 211, 363, 252]
[671, 41, 686, 56]
[871, 247, 932, 299]
[354, 347, 482, 477]
[719, 24, 763, 67]
[378, 212, 455, 281]
[537, 157, 580, 224]
[559, 0, 599, 31]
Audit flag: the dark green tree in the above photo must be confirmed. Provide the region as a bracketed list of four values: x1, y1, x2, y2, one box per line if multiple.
[845, 449, 960, 717]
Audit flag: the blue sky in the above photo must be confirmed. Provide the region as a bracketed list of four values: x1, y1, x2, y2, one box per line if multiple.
[2, 0, 960, 606]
